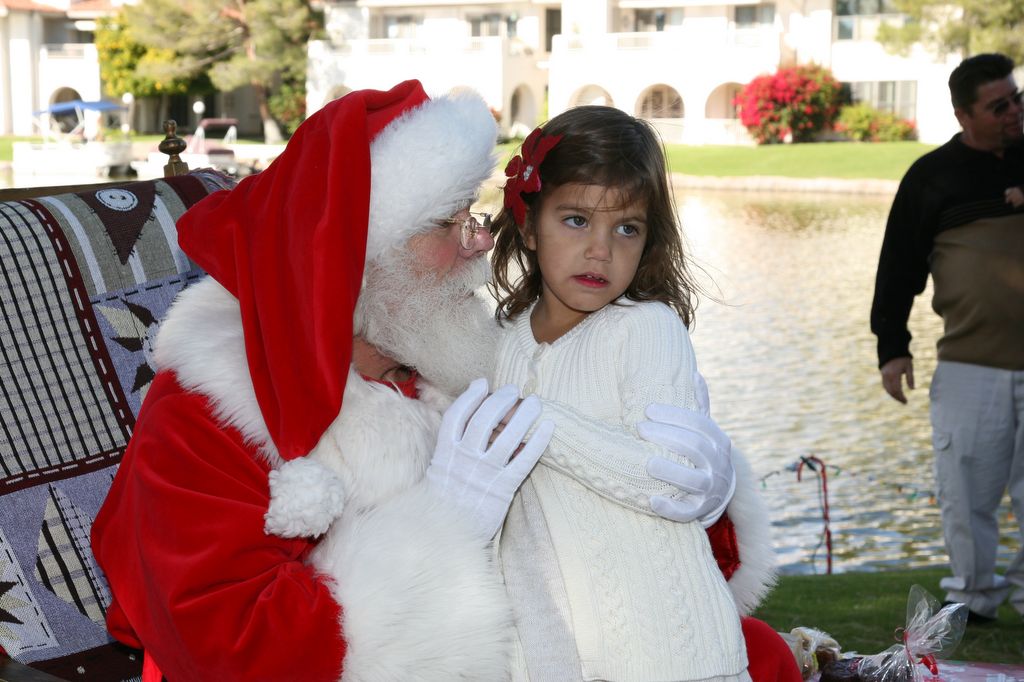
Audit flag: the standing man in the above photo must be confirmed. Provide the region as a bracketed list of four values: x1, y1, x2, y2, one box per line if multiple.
[871, 53, 1024, 622]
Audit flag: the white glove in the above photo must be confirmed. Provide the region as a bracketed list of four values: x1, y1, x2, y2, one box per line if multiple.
[426, 378, 554, 541]
[639, 403, 736, 528]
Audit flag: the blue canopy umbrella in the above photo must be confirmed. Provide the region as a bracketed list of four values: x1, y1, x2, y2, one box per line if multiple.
[34, 99, 124, 116]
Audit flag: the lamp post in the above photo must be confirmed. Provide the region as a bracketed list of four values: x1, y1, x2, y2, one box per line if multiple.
[192, 100, 205, 128]
[121, 92, 134, 136]
[192, 100, 207, 153]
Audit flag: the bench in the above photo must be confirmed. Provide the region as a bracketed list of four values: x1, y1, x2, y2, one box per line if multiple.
[0, 122, 235, 681]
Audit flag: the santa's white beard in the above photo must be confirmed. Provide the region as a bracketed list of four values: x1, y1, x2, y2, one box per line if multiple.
[355, 249, 498, 397]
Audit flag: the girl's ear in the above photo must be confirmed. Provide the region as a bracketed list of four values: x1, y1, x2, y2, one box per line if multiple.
[519, 219, 537, 251]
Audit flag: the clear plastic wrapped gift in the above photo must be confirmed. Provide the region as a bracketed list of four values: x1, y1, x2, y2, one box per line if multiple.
[780, 627, 842, 679]
[855, 584, 967, 682]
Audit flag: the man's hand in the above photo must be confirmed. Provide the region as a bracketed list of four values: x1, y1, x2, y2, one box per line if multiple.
[638, 404, 736, 528]
[426, 378, 553, 541]
[1006, 186, 1024, 208]
[880, 356, 914, 404]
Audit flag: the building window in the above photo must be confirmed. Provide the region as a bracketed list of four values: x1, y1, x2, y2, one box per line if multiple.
[735, 4, 775, 26]
[835, 0, 898, 39]
[545, 8, 561, 52]
[506, 13, 519, 38]
[43, 18, 74, 44]
[842, 80, 917, 121]
[470, 13, 503, 37]
[381, 15, 420, 39]
[635, 9, 684, 32]
[836, 0, 897, 14]
[836, 17, 854, 39]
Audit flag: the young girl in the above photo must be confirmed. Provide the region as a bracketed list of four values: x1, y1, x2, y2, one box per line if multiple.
[490, 106, 750, 682]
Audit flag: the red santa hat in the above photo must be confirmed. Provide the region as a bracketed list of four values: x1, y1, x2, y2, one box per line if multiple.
[176, 80, 498, 462]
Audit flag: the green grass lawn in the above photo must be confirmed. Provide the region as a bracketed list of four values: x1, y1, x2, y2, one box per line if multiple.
[2, 126, 933, 176]
[755, 568, 1024, 664]
[501, 139, 933, 181]
[665, 141, 936, 180]
[5, 135, 934, 181]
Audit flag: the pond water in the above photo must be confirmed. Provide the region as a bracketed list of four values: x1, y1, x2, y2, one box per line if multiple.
[672, 189, 1019, 576]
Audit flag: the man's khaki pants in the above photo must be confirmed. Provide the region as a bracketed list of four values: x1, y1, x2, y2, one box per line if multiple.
[930, 360, 1024, 619]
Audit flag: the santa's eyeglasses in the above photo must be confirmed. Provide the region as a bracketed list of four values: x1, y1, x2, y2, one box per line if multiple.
[438, 212, 493, 249]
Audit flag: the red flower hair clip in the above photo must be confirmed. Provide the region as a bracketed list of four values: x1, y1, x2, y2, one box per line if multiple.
[502, 127, 562, 225]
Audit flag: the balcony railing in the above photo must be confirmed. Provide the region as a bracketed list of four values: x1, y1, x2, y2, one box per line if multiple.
[557, 27, 777, 54]
[832, 13, 906, 41]
[41, 43, 94, 59]
[327, 35, 534, 58]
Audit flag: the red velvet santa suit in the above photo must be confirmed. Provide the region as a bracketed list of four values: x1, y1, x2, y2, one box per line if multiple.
[91, 80, 798, 682]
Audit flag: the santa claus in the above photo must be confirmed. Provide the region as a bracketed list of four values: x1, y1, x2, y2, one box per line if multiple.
[92, 80, 796, 682]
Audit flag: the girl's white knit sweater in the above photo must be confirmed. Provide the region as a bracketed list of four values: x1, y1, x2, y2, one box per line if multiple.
[493, 299, 748, 682]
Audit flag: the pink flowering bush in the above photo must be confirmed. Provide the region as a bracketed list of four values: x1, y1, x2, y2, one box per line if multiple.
[733, 65, 842, 144]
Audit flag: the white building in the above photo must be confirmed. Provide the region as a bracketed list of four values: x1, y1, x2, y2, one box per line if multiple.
[0, 0, 264, 137]
[2, 0, 964, 144]
[825, 0, 961, 143]
[0, 0, 113, 137]
[307, 0, 963, 144]
[307, 0, 556, 138]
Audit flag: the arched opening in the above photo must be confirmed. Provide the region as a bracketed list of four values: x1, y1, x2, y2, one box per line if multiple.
[47, 87, 83, 134]
[705, 83, 743, 119]
[49, 87, 81, 106]
[570, 85, 614, 107]
[509, 85, 537, 138]
[636, 84, 683, 119]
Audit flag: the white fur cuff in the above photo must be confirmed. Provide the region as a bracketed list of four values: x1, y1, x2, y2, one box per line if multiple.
[312, 483, 511, 681]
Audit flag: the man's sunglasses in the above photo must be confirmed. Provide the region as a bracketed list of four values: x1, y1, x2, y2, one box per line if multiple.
[986, 90, 1023, 116]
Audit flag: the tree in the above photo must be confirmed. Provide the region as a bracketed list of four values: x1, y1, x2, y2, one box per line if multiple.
[96, 13, 210, 134]
[733, 65, 842, 144]
[96, 15, 190, 100]
[876, 0, 1024, 66]
[118, 0, 321, 142]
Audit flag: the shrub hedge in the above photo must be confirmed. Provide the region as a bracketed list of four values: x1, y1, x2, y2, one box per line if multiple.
[836, 103, 917, 142]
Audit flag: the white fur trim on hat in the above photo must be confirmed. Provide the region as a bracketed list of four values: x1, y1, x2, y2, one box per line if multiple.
[366, 88, 498, 263]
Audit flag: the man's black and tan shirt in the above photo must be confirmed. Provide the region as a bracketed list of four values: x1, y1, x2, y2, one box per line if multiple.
[871, 134, 1024, 370]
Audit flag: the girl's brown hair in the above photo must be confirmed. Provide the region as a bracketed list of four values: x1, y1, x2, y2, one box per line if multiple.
[490, 105, 700, 326]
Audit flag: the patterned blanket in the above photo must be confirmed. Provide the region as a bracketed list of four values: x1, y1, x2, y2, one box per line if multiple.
[0, 170, 234, 680]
